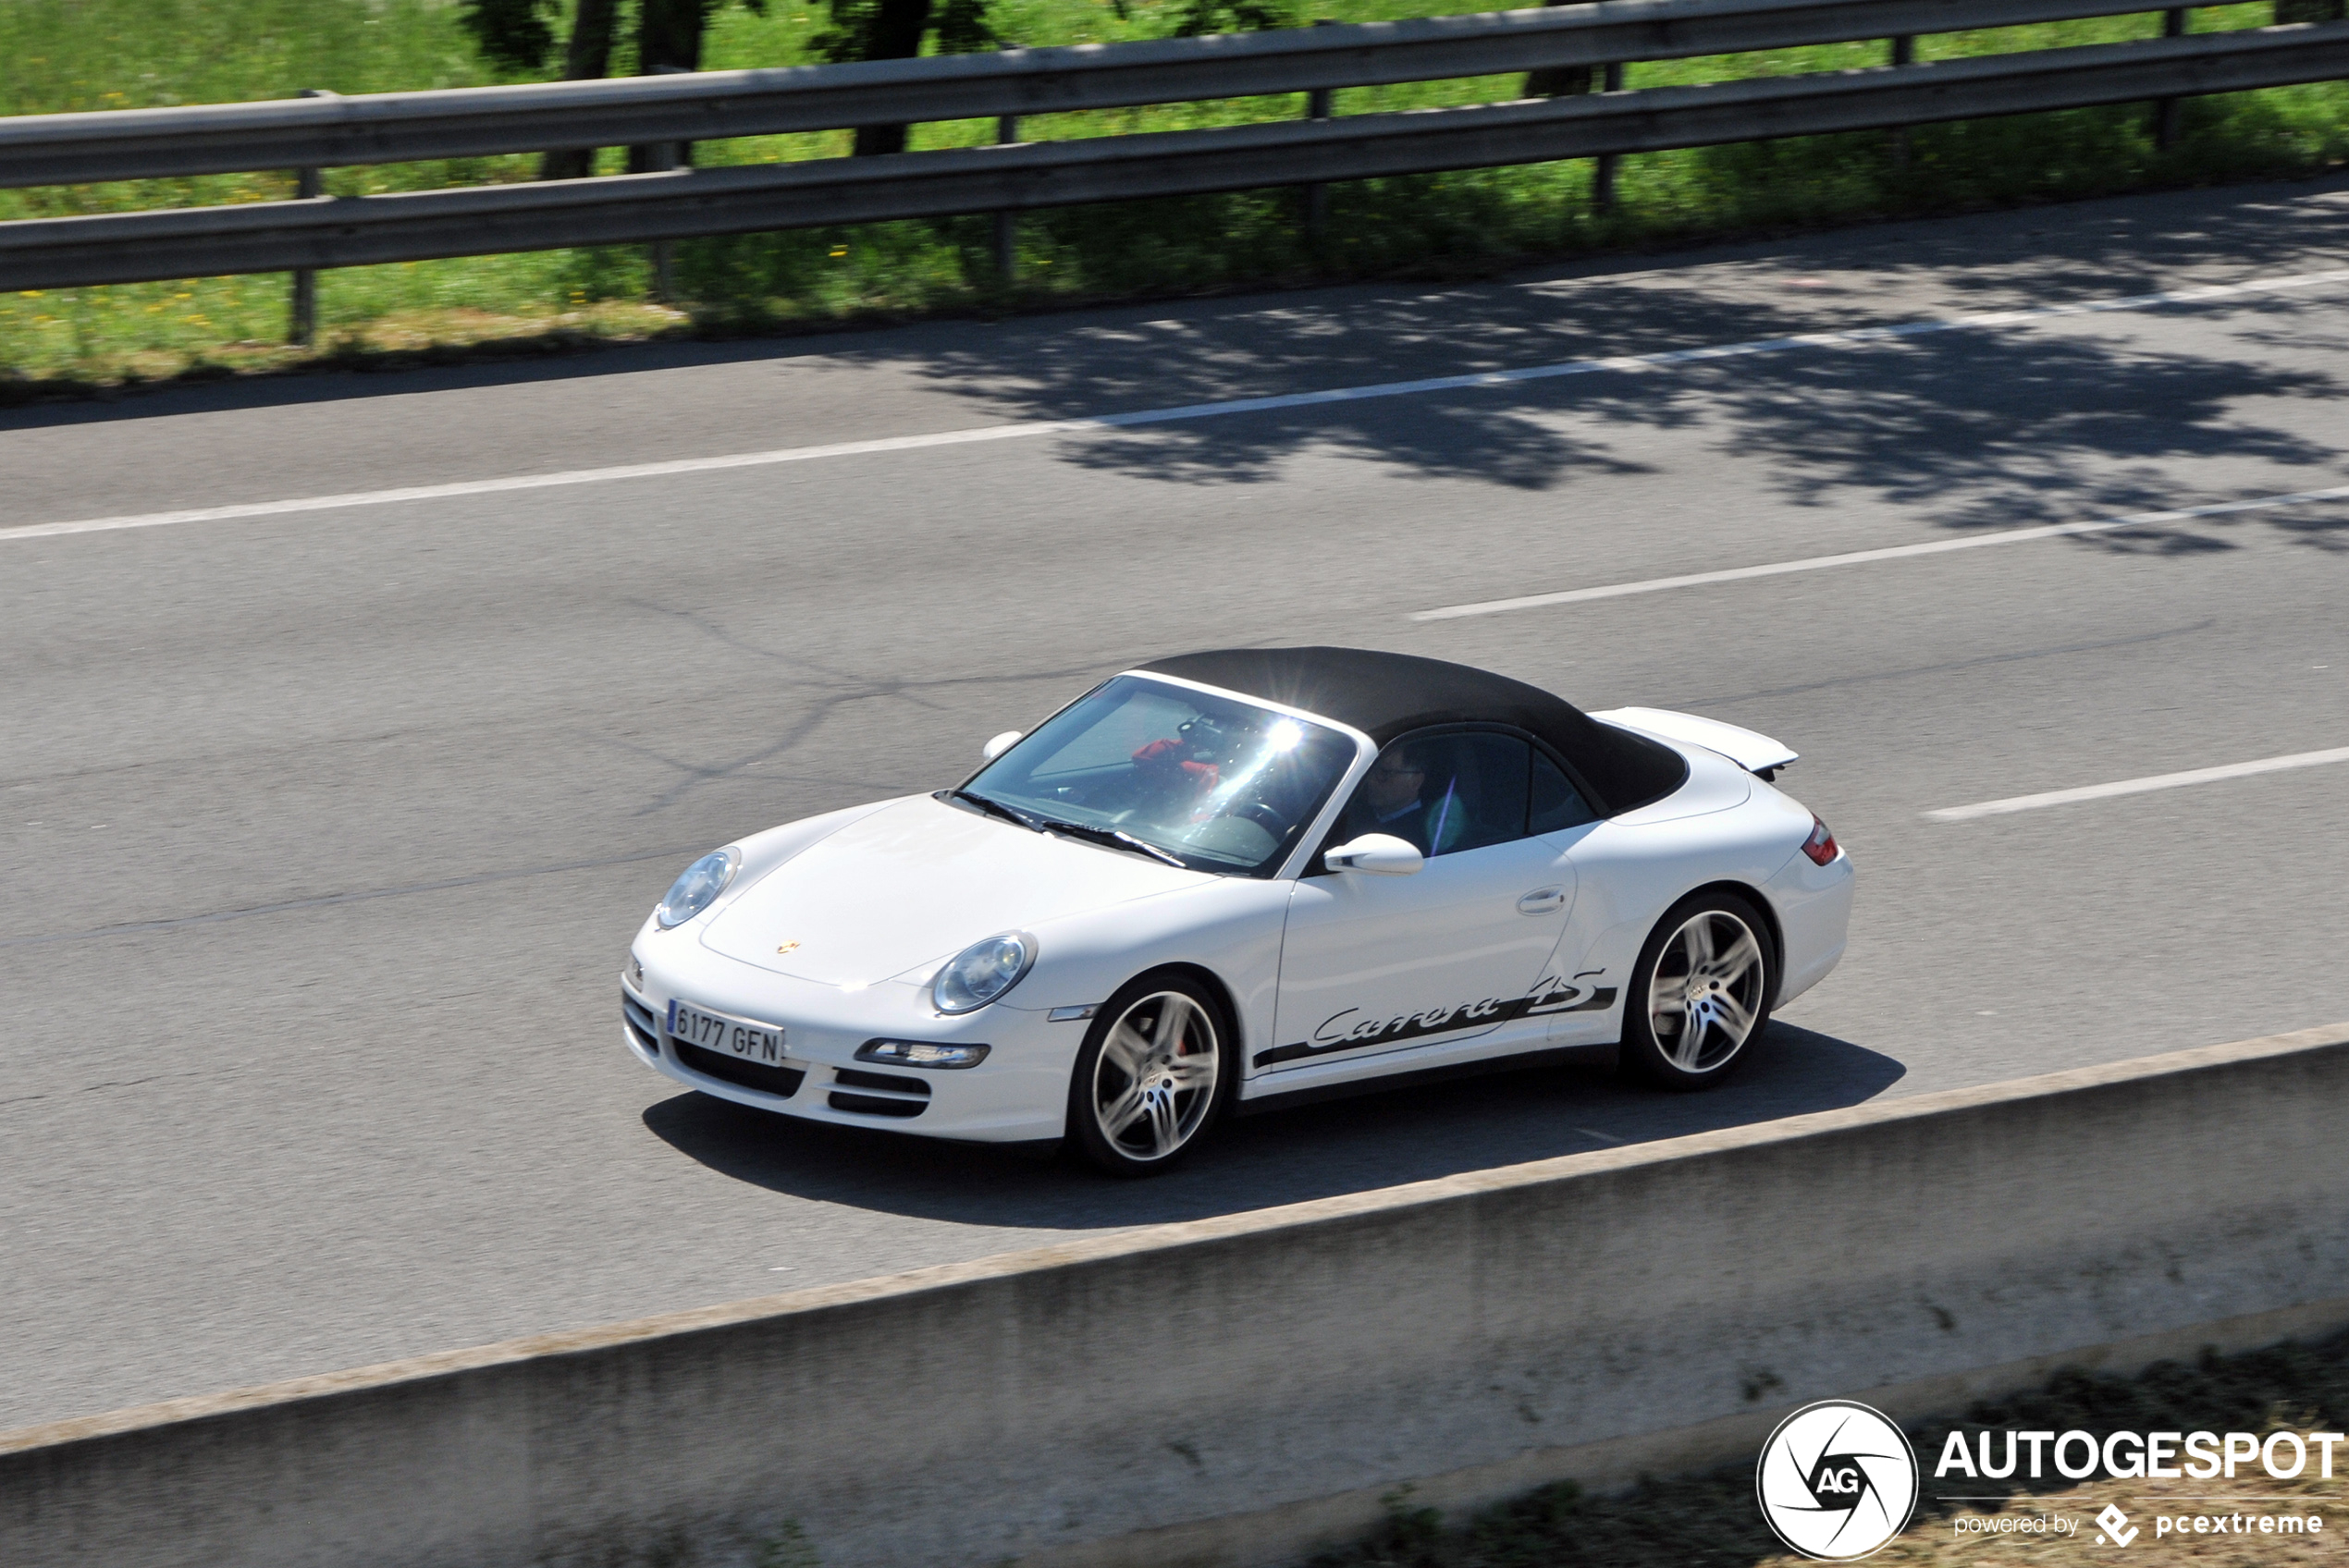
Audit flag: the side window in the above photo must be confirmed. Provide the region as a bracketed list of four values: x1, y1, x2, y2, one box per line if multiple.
[1337, 731, 1531, 858]
[1531, 749, 1595, 834]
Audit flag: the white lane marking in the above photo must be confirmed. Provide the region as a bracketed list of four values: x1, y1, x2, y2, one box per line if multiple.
[1409, 484, 2349, 620]
[0, 422, 1104, 543]
[5, 267, 2345, 545]
[1925, 746, 2349, 822]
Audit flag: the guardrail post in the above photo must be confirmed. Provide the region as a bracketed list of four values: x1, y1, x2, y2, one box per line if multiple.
[1593, 60, 1625, 212]
[642, 131, 681, 302]
[1888, 36, 1914, 172]
[994, 116, 1018, 282]
[1303, 19, 1335, 250]
[2154, 7, 2188, 150]
[288, 89, 337, 345]
[645, 64, 693, 303]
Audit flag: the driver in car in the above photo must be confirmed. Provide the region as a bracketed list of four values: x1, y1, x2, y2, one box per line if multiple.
[1340, 742, 1464, 857]
[1130, 736, 1221, 817]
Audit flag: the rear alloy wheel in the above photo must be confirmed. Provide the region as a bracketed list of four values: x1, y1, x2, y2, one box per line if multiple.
[1623, 894, 1776, 1088]
[1068, 974, 1230, 1176]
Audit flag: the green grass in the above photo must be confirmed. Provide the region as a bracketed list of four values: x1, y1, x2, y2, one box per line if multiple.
[2, 0, 2344, 392]
[1307, 1329, 2349, 1567]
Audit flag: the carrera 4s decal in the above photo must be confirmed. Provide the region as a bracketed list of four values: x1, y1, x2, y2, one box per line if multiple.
[1254, 972, 1619, 1068]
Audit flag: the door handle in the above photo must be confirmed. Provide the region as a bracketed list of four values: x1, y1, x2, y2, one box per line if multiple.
[1516, 887, 1568, 915]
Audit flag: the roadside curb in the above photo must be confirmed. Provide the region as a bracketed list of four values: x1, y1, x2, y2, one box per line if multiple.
[6, 1021, 2346, 1567]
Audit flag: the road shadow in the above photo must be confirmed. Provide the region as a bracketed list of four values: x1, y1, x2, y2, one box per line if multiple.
[877, 179, 2349, 545]
[12, 177, 2343, 549]
[639, 1020, 1905, 1230]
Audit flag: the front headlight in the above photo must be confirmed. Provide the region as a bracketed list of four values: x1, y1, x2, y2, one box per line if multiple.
[656, 847, 739, 929]
[931, 932, 1036, 1014]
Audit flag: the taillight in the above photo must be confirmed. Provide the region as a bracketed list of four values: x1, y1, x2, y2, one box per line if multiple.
[1801, 815, 1839, 866]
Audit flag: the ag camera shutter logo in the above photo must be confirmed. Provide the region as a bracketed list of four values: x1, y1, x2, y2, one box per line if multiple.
[1756, 1400, 1920, 1561]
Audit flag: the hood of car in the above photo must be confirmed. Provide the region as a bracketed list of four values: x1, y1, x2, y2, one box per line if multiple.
[699, 793, 1206, 987]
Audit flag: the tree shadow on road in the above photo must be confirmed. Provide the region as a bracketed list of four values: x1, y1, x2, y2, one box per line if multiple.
[885, 242, 2346, 552]
[1686, 297, 2341, 545]
[639, 1020, 1905, 1231]
[10, 177, 2343, 546]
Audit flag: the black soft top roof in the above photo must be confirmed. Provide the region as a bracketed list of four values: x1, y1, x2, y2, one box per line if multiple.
[1137, 646, 1685, 814]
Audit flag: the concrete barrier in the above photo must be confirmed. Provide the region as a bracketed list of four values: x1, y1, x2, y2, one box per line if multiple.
[6, 1022, 2347, 1568]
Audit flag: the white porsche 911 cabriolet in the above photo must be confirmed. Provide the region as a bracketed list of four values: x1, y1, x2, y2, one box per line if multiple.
[623, 647, 1851, 1175]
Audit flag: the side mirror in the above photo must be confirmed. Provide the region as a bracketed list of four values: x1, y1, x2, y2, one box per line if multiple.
[981, 729, 1024, 762]
[1323, 833, 1424, 876]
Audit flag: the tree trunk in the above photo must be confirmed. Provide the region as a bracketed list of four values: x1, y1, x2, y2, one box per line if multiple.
[1524, 60, 1593, 98]
[1523, 0, 1594, 99]
[852, 0, 936, 155]
[639, 0, 711, 74]
[540, 0, 621, 180]
[631, 0, 715, 171]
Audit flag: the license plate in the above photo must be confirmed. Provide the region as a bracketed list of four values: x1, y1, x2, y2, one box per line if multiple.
[667, 998, 787, 1064]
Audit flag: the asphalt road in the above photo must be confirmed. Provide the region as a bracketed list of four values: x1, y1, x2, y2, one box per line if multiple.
[4, 177, 2346, 1435]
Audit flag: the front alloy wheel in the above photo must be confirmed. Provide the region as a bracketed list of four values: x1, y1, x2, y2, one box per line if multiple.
[1624, 895, 1775, 1088]
[1069, 976, 1228, 1175]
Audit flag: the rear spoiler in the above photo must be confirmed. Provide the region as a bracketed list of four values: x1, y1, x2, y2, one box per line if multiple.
[1590, 706, 1799, 779]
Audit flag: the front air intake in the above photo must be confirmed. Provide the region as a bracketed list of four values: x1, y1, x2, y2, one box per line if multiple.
[675, 1041, 806, 1098]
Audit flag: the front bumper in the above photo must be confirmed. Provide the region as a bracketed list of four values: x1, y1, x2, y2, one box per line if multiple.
[621, 929, 1076, 1143]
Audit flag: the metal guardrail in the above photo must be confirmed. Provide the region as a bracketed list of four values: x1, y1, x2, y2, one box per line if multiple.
[0, 4, 2341, 297]
[0, 0, 2206, 189]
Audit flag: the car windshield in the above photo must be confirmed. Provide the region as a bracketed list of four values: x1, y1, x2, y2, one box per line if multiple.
[963, 675, 1359, 876]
